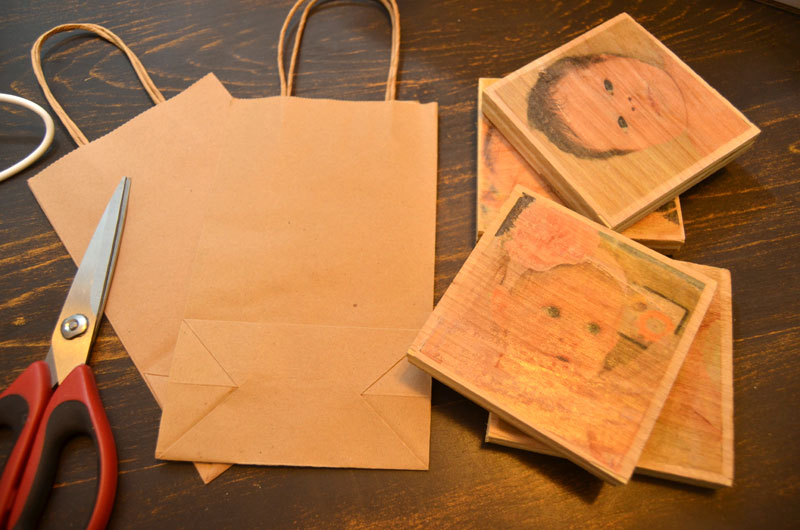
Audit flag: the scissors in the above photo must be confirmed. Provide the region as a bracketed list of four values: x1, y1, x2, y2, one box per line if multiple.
[0, 177, 129, 530]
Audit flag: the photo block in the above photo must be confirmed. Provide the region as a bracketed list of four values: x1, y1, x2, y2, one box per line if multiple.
[485, 264, 733, 488]
[408, 186, 717, 484]
[482, 13, 760, 231]
[477, 77, 685, 252]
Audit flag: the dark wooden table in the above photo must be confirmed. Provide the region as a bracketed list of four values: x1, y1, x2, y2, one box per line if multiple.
[1, 0, 798, 528]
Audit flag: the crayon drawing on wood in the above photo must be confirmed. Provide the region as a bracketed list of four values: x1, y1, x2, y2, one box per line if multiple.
[408, 187, 716, 484]
[477, 77, 685, 252]
[483, 13, 760, 230]
[486, 263, 734, 488]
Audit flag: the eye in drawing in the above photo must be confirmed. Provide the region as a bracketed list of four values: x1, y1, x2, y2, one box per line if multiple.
[604, 79, 614, 94]
[544, 306, 560, 318]
[618, 116, 628, 129]
[587, 322, 601, 335]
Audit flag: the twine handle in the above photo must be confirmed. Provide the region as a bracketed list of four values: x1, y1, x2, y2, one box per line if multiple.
[278, 0, 400, 101]
[31, 23, 165, 146]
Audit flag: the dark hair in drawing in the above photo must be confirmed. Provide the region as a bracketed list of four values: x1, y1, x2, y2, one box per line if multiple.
[527, 54, 632, 160]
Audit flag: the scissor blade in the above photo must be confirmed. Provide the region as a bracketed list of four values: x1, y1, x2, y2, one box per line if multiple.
[46, 177, 130, 386]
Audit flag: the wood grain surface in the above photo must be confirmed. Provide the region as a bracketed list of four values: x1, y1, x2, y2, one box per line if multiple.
[0, 0, 798, 528]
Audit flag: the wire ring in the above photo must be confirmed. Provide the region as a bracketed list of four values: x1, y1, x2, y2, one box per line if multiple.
[0, 93, 55, 183]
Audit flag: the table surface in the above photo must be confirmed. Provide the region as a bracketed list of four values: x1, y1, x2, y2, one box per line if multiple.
[1, 0, 798, 528]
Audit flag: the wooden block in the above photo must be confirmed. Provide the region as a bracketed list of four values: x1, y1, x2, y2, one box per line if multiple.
[485, 264, 733, 488]
[477, 78, 685, 252]
[483, 13, 760, 230]
[408, 186, 717, 484]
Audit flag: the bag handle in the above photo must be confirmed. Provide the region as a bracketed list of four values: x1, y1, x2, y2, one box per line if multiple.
[31, 23, 165, 147]
[278, 0, 401, 101]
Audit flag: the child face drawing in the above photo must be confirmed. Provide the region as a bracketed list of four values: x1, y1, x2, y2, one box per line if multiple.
[490, 196, 641, 379]
[551, 54, 687, 153]
[492, 262, 625, 378]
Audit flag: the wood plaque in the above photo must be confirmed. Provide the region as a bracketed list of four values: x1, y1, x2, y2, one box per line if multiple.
[486, 263, 734, 488]
[408, 186, 717, 484]
[482, 13, 760, 230]
[477, 78, 685, 252]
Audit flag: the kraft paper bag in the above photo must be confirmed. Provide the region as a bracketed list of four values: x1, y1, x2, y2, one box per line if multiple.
[27, 24, 232, 483]
[156, 0, 437, 471]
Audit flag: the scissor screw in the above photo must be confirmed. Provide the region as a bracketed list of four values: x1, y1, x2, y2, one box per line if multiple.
[61, 314, 89, 339]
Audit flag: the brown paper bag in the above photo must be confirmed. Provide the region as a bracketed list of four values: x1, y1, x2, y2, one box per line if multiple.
[155, 0, 437, 471]
[27, 24, 232, 483]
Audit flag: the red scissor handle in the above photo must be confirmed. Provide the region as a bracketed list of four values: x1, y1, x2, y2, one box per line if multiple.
[6, 364, 117, 530]
[0, 362, 53, 528]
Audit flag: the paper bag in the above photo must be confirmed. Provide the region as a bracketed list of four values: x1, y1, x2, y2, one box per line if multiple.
[156, 0, 437, 471]
[27, 24, 232, 482]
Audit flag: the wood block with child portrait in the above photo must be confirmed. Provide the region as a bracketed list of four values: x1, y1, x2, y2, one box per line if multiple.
[482, 13, 760, 231]
[477, 78, 685, 252]
[485, 263, 733, 488]
[407, 186, 717, 484]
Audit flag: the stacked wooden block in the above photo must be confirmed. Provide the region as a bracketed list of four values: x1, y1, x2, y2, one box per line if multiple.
[407, 13, 757, 487]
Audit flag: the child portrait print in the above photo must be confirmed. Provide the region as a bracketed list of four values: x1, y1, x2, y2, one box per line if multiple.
[408, 187, 716, 482]
[482, 14, 759, 230]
